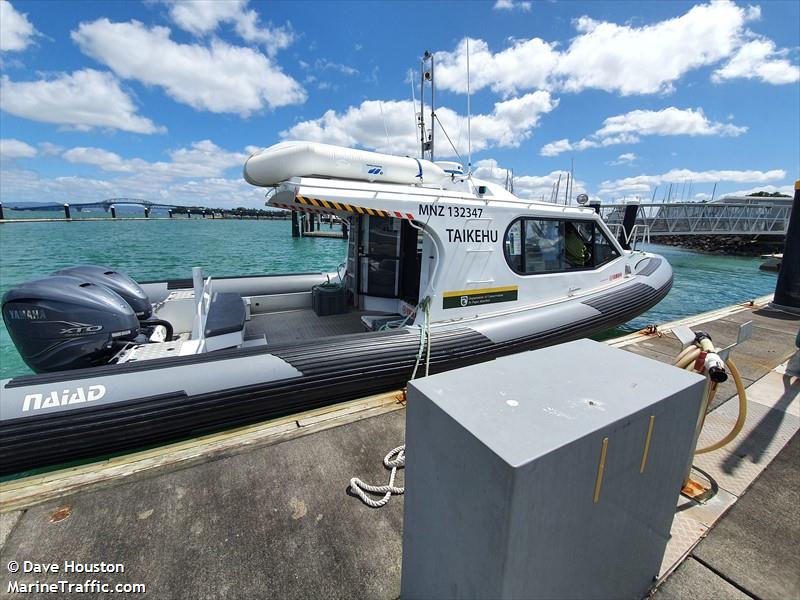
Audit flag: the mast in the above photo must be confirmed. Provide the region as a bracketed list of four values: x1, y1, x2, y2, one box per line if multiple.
[420, 50, 434, 161]
[430, 53, 435, 162]
[419, 57, 426, 159]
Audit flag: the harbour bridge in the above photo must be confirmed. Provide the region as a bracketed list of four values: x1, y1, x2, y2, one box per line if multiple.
[9, 198, 180, 212]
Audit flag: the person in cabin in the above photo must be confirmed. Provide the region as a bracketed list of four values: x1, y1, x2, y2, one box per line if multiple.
[565, 222, 589, 267]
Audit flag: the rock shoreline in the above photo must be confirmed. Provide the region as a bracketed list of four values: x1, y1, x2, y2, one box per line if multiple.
[650, 235, 785, 257]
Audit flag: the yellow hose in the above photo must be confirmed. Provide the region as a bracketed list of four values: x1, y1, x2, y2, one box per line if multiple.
[694, 358, 747, 454]
[674, 344, 748, 455]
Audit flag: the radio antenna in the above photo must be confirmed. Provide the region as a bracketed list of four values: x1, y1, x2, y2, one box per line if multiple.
[410, 69, 418, 143]
[379, 101, 391, 153]
[466, 37, 472, 174]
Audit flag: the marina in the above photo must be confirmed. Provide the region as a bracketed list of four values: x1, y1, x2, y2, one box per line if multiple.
[1, 1, 798, 596]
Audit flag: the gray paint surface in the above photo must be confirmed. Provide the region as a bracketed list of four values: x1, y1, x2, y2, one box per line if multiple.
[0, 353, 301, 420]
[401, 339, 705, 600]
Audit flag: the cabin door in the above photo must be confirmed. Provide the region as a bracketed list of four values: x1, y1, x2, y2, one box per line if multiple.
[355, 216, 420, 304]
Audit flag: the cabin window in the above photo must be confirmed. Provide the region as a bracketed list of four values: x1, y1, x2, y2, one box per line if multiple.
[503, 217, 619, 275]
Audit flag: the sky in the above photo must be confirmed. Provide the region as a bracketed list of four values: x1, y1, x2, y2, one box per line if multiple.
[0, 0, 798, 209]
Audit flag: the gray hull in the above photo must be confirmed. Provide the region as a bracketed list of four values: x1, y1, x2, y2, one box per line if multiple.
[0, 258, 671, 475]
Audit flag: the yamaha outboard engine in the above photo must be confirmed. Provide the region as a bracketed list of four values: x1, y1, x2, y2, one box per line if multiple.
[54, 265, 151, 319]
[2, 275, 139, 373]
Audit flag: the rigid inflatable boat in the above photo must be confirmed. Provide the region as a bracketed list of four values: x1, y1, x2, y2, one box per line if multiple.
[0, 141, 672, 475]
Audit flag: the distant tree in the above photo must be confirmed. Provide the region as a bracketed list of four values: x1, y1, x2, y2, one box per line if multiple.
[747, 191, 791, 198]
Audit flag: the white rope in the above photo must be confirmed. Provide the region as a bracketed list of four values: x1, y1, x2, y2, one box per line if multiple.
[350, 300, 430, 508]
[349, 445, 405, 508]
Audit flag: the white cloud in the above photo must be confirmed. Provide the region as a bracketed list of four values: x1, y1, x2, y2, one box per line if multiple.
[596, 107, 746, 137]
[556, 2, 755, 95]
[721, 184, 795, 197]
[62, 140, 247, 179]
[62, 147, 131, 172]
[609, 152, 637, 166]
[599, 167, 786, 195]
[0, 0, 37, 52]
[540, 107, 746, 156]
[0, 138, 36, 158]
[281, 92, 557, 157]
[313, 58, 358, 76]
[493, 0, 532, 12]
[713, 39, 800, 85]
[435, 37, 558, 96]
[0, 69, 164, 133]
[161, 0, 294, 57]
[38, 142, 64, 156]
[72, 18, 305, 115]
[473, 158, 587, 202]
[435, 2, 796, 96]
[1, 139, 262, 208]
[0, 166, 265, 208]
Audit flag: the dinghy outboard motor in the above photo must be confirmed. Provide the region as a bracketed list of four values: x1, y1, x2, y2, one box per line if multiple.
[2, 275, 140, 373]
[54, 265, 151, 319]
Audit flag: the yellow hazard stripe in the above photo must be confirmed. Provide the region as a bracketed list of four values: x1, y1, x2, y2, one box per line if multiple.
[442, 285, 518, 298]
[294, 194, 412, 219]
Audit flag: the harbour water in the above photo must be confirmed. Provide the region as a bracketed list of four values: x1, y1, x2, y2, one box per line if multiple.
[0, 216, 778, 379]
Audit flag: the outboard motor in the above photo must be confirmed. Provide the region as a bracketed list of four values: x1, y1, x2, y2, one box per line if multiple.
[54, 265, 151, 319]
[2, 275, 139, 373]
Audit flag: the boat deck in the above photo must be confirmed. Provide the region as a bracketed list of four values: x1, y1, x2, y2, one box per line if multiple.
[1, 298, 797, 599]
[244, 308, 388, 344]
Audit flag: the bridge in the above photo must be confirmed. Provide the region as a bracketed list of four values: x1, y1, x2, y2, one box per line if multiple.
[601, 197, 791, 238]
[8, 198, 179, 212]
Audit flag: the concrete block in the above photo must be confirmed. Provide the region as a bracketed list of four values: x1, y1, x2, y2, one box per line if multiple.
[401, 339, 705, 600]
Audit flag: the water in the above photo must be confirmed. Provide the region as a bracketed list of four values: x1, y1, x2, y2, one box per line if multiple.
[0, 218, 778, 379]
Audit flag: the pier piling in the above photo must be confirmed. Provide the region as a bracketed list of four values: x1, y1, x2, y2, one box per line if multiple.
[144, 207, 150, 219]
[63, 204, 71, 220]
[0, 203, 4, 220]
[291, 211, 299, 237]
[772, 180, 800, 312]
[110, 205, 116, 219]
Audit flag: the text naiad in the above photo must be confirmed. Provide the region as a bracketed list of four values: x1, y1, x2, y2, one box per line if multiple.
[22, 384, 106, 412]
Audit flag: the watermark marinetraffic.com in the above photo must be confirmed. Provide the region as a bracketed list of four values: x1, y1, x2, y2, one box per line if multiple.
[5, 560, 146, 594]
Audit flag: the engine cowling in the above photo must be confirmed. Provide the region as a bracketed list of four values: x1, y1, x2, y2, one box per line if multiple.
[54, 265, 152, 319]
[2, 275, 139, 373]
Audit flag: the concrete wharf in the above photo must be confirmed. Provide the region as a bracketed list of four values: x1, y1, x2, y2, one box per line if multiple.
[0, 297, 797, 599]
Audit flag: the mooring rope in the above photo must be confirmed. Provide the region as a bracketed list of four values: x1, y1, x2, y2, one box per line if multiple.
[348, 446, 406, 508]
[349, 299, 431, 507]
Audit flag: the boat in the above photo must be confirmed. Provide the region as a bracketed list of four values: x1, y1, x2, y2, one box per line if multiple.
[0, 141, 672, 475]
